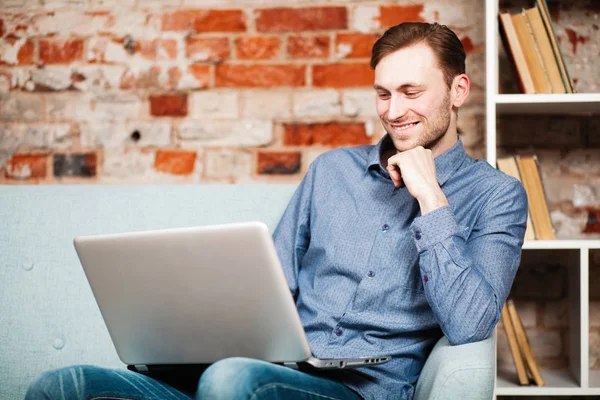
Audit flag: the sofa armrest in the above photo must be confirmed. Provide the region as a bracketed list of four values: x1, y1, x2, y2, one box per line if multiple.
[413, 331, 496, 400]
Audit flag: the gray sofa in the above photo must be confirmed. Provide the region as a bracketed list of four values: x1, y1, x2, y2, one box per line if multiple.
[0, 185, 495, 399]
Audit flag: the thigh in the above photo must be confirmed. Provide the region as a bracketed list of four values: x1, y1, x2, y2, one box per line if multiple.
[197, 358, 362, 400]
[26, 364, 193, 400]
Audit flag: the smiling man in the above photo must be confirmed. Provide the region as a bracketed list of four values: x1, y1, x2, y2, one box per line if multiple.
[26, 22, 528, 400]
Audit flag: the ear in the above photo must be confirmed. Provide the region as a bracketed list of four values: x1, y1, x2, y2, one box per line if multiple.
[451, 74, 470, 108]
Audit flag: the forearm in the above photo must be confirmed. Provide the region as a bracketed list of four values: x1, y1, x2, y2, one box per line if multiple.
[411, 204, 524, 345]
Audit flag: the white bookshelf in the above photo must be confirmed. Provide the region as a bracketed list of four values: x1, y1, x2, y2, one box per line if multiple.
[486, 0, 600, 397]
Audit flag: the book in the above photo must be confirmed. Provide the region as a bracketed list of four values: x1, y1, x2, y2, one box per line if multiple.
[517, 155, 555, 240]
[536, 0, 576, 93]
[523, 6, 566, 94]
[498, 12, 535, 94]
[501, 302, 529, 385]
[511, 12, 551, 94]
[507, 300, 546, 386]
[496, 156, 536, 240]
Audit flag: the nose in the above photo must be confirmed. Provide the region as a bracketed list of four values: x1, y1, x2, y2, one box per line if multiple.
[387, 95, 408, 121]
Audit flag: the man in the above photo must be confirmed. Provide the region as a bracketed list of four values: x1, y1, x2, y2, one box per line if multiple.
[26, 22, 527, 400]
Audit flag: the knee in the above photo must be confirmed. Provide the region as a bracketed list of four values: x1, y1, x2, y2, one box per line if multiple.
[197, 358, 273, 399]
[25, 365, 103, 400]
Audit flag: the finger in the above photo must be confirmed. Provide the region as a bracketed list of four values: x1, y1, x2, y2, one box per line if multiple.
[387, 166, 401, 187]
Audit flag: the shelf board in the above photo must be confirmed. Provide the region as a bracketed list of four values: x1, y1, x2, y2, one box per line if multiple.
[496, 368, 600, 396]
[523, 240, 600, 250]
[494, 94, 600, 114]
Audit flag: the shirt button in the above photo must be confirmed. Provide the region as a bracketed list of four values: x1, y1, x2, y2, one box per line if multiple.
[381, 224, 390, 232]
[367, 270, 375, 278]
[424, 274, 428, 283]
[415, 230, 422, 240]
[335, 327, 343, 336]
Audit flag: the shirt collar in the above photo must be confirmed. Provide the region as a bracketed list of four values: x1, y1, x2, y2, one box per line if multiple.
[366, 134, 469, 187]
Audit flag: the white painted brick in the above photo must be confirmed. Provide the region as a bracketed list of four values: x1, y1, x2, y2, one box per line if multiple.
[40, 0, 88, 9]
[0, 38, 29, 65]
[542, 300, 568, 328]
[293, 89, 340, 117]
[240, 90, 291, 119]
[179, 119, 273, 147]
[71, 65, 126, 91]
[92, 92, 143, 120]
[573, 184, 600, 207]
[560, 150, 600, 176]
[204, 149, 253, 179]
[0, 94, 42, 121]
[21, 124, 72, 149]
[342, 89, 376, 117]
[28, 67, 73, 92]
[81, 120, 171, 147]
[551, 209, 589, 240]
[103, 148, 201, 183]
[33, 11, 114, 37]
[190, 90, 239, 119]
[89, 0, 136, 7]
[47, 93, 94, 121]
[0, 0, 38, 10]
[0, 125, 23, 166]
[352, 6, 380, 33]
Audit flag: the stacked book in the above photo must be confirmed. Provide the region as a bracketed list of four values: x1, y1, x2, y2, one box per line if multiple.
[498, 0, 575, 94]
[497, 155, 555, 240]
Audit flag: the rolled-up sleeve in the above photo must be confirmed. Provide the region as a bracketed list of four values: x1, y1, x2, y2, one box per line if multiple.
[410, 179, 528, 345]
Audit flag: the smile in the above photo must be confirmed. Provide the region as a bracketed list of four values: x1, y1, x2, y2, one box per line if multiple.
[390, 122, 419, 131]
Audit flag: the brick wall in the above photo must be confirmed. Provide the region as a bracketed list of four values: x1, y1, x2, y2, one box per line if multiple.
[1, 0, 599, 374]
[0, 0, 488, 184]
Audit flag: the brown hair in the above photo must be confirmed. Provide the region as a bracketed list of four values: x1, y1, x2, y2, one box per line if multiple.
[370, 22, 465, 88]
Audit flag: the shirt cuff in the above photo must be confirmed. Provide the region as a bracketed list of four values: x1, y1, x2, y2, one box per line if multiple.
[410, 205, 461, 252]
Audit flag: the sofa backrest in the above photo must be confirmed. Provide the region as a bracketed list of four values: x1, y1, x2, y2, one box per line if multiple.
[0, 184, 297, 399]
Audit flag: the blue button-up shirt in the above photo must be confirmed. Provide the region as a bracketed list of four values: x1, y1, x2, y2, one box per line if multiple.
[272, 134, 528, 400]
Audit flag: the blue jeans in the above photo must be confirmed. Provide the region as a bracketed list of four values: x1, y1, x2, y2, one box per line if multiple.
[25, 357, 363, 399]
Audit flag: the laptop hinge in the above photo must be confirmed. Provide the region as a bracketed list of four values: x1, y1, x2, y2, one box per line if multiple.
[130, 365, 149, 373]
[283, 362, 299, 370]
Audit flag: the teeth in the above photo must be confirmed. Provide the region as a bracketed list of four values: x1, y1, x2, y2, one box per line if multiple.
[393, 122, 418, 131]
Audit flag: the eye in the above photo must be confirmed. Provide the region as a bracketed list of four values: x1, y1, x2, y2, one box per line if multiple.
[405, 91, 421, 97]
[377, 92, 390, 100]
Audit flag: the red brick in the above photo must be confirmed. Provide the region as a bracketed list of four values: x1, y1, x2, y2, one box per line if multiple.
[312, 63, 373, 88]
[283, 122, 370, 146]
[187, 64, 211, 88]
[378, 5, 425, 28]
[215, 64, 305, 88]
[149, 93, 188, 117]
[0, 19, 4, 37]
[154, 150, 197, 176]
[139, 39, 178, 60]
[5, 154, 47, 179]
[162, 9, 246, 33]
[0, 39, 34, 65]
[257, 151, 301, 175]
[186, 37, 229, 62]
[335, 33, 378, 58]
[256, 7, 347, 32]
[39, 39, 84, 64]
[236, 36, 280, 60]
[287, 35, 329, 59]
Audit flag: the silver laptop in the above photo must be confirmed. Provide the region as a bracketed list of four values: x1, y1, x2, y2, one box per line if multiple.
[73, 221, 391, 370]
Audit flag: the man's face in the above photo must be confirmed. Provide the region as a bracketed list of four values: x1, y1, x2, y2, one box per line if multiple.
[374, 43, 453, 154]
